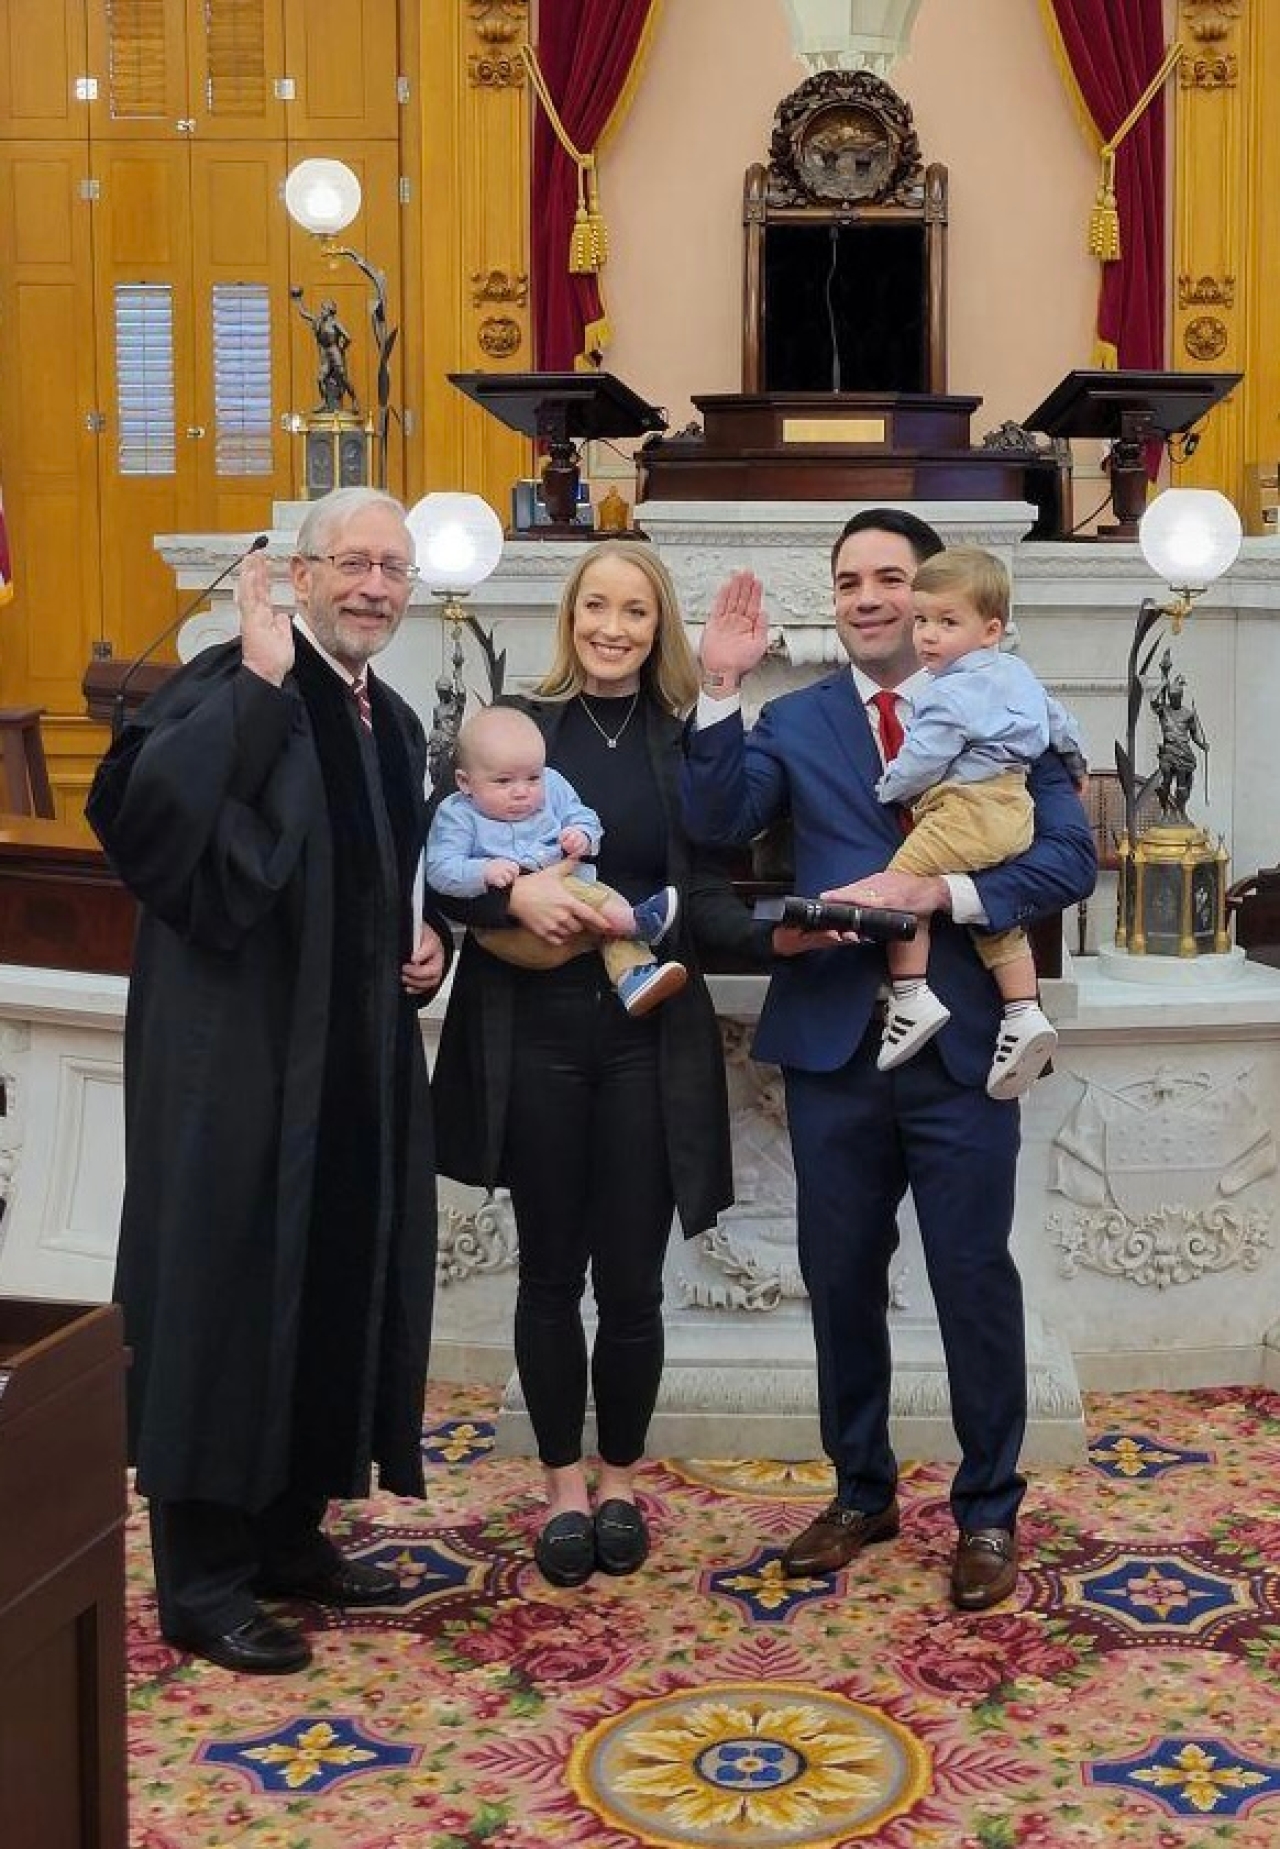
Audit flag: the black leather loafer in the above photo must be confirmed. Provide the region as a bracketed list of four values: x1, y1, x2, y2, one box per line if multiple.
[533, 1511, 595, 1587]
[256, 1556, 400, 1607]
[594, 1499, 650, 1576]
[169, 1610, 312, 1675]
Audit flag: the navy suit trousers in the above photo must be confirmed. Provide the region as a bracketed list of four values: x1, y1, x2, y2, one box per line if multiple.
[784, 1018, 1027, 1532]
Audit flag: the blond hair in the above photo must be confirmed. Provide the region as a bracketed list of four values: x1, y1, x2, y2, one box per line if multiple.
[537, 541, 699, 715]
[912, 546, 1010, 627]
[455, 704, 544, 774]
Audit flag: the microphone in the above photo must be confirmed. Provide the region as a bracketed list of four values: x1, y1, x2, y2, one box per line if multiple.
[754, 894, 918, 943]
[825, 224, 842, 393]
[111, 533, 271, 740]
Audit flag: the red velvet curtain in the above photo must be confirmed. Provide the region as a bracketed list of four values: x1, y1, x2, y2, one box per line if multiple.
[531, 0, 655, 371]
[1045, 0, 1168, 372]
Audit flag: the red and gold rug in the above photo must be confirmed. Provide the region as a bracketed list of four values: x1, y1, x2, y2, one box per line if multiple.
[125, 1383, 1280, 1848]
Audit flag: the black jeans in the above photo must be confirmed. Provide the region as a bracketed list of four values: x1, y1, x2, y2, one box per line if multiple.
[504, 958, 676, 1469]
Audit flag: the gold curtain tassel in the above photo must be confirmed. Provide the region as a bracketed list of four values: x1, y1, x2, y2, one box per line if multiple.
[569, 205, 597, 273]
[1088, 149, 1121, 261]
[586, 161, 609, 268]
[569, 164, 598, 274]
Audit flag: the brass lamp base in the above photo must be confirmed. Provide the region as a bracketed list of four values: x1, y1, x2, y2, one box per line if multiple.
[302, 412, 375, 497]
[1116, 821, 1230, 956]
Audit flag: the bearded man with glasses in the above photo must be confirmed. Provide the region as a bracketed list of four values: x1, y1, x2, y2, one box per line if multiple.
[88, 486, 452, 1674]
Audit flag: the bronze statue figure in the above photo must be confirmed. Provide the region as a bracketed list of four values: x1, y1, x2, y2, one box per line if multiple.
[1150, 648, 1208, 821]
[292, 289, 360, 416]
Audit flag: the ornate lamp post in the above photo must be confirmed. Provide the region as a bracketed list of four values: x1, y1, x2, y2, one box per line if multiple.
[407, 493, 507, 791]
[1114, 487, 1242, 957]
[284, 158, 397, 494]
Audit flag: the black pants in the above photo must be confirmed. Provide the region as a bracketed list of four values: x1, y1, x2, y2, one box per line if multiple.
[149, 1489, 337, 1639]
[504, 959, 676, 1469]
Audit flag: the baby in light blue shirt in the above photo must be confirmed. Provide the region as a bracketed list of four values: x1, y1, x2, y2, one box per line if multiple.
[426, 705, 686, 1016]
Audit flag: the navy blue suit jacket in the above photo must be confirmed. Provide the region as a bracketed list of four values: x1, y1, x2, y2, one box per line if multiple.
[682, 670, 1097, 1088]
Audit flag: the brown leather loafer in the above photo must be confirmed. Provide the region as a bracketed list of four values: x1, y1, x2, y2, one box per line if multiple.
[951, 1527, 1019, 1610]
[780, 1496, 900, 1576]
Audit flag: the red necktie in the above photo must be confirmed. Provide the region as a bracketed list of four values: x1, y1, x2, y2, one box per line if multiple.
[871, 689, 904, 763]
[871, 689, 912, 832]
[352, 674, 373, 730]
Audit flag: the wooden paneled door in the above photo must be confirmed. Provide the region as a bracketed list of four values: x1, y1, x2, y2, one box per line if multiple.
[0, 0, 406, 821]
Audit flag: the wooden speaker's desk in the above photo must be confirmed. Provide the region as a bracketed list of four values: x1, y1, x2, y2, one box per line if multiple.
[0, 818, 135, 976]
[0, 1301, 129, 1848]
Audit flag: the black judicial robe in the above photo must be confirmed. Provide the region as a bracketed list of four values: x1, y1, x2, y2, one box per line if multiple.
[87, 633, 451, 1510]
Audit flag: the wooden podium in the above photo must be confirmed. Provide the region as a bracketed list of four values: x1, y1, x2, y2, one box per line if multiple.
[0, 1301, 129, 1848]
[0, 818, 136, 976]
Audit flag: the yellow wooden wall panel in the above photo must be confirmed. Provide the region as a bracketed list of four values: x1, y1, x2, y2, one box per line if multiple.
[86, 0, 189, 140]
[282, 0, 399, 140]
[1241, 5, 1280, 484]
[0, 148, 102, 712]
[1172, 0, 1277, 510]
[188, 0, 288, 140]
[190, 142, 293, 526]
[418, 0, 531, 508]
[0, 0, 87, 138]
[0, 0, 416, 823]
[91, 141, 199, 663]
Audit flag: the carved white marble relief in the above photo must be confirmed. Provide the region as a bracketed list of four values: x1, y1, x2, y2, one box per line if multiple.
[1049, 1063, 1276, 1286]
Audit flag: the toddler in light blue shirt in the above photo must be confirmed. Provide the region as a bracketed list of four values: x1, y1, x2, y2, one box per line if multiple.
[873, 546, 1087, 1100]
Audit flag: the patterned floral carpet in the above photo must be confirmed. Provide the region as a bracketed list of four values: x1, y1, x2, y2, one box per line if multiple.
[124, 1382, 1280, 1849]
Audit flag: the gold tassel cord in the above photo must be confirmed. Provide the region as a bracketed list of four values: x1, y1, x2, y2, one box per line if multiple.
[521, 43, 608, 278]
[1088, 148, 1120, 261]
[1090, 41, 1185, 264]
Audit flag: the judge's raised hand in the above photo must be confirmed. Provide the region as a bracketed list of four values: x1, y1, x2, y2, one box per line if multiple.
[237, 547, 294, 686]
[700, 570, 769, 688]
[505, 860, 610, 947]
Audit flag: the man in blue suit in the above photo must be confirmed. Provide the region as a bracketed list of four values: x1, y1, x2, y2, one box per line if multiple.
[682, 509, 1096, 1610]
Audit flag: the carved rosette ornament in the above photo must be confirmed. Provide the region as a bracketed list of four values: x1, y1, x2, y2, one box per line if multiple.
[1184, 315, 1229, 361]
[766, 69, 923, 209]
[468, 53, 524, 88]
[477, 315, 522, 357]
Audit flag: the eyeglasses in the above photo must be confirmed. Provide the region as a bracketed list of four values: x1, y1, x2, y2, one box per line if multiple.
[304, 552, 421, 585]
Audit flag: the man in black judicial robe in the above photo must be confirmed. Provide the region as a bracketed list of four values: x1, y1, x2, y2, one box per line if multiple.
[87, 487, 452, 1674]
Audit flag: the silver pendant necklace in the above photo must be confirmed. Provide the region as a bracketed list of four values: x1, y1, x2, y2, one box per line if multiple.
[577, 690, 639, 749]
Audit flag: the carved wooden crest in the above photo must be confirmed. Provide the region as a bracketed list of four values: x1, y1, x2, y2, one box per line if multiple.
[766, 70, 923, 209]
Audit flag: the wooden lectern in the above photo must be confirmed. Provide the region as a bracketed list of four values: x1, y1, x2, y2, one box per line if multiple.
[449, 370, 667, 535]
[1025, 369, 1242, 540]
[0, 1301, 129, 1849]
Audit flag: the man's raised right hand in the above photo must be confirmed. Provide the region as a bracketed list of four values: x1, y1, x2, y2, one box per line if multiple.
[700, 570, 769, 688]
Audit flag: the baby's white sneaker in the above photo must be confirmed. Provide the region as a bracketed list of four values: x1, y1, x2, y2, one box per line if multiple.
[986, 1003, 1057, 1100]
[877, 984, 951, 1071]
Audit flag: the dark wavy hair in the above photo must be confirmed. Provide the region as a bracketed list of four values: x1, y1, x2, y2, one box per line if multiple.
[829, 507, 945, 576]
